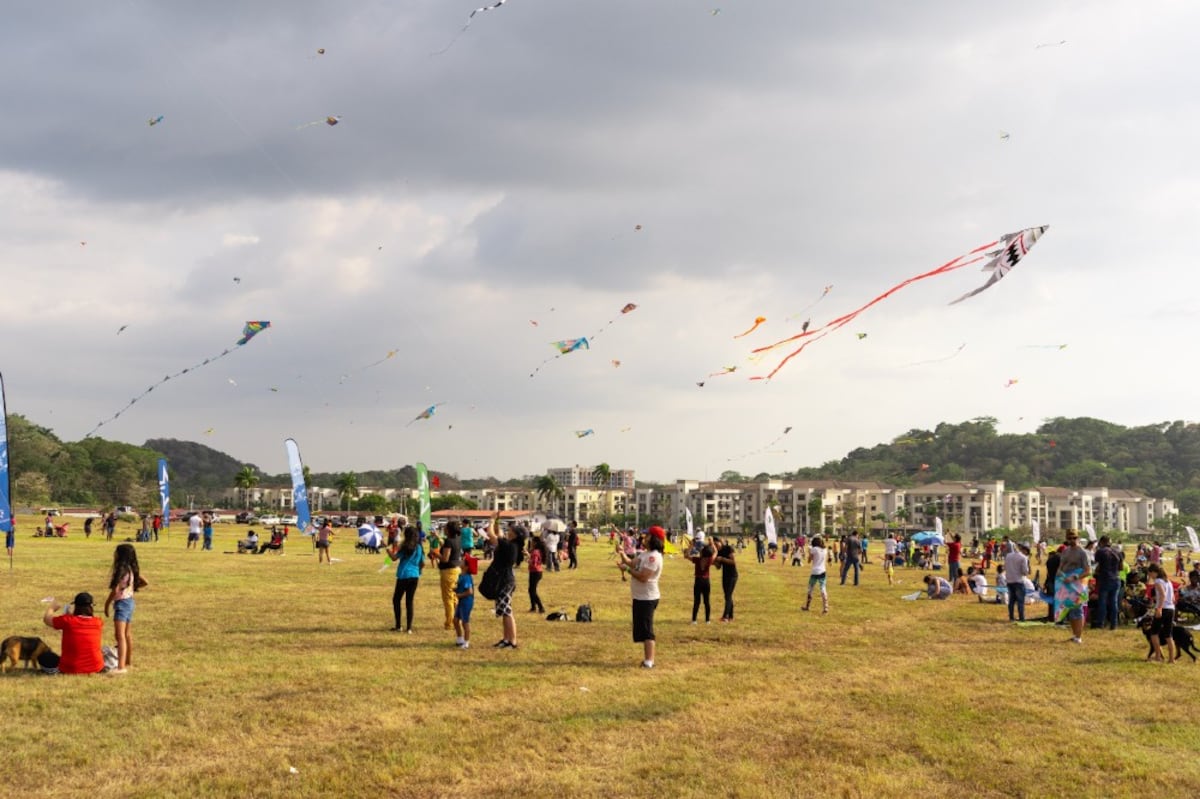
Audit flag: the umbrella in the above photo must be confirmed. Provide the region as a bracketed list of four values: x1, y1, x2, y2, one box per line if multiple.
[542, 518, 568, 533]
[911, 531, 944, 545]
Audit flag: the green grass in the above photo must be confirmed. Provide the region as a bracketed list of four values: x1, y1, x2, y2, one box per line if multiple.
[2, 519, 1199, 798]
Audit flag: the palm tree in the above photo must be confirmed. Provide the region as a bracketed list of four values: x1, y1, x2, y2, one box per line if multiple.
[534, 474, 564, 512]
[591, 463, 612, 525]
[234, 466, 259, 509]
[335, 472, 358, 512]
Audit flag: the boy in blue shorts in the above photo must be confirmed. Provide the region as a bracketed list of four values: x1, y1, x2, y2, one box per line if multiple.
[454, 569, 474, 649]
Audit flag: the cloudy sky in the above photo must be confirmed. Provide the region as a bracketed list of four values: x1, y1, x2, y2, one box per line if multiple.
[3, 1, 1197, 483]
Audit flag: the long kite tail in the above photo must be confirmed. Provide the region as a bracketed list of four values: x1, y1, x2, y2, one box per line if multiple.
[433, 0, 510, 55]
[86, 348, 236, 437]
[749, 236, 1009, 381]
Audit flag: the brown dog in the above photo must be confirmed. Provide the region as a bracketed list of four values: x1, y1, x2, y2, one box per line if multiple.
[0, 636, 52, 672]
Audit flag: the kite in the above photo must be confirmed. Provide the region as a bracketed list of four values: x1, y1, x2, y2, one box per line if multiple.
[620, 426, 632, 433]
[711, 8, 721, 15]
[788, 285, 833, 320]
[734, 317, 767, 338]
[800, 320, 810, 333]
[87, 321, 271, 436]
[999, 131, 1010, 141]
[316, 48, 325, 55]
[148, 116, 164, 126]
[204, 428, 214, 435]
[227, 378, 237, 387]
[296, 116, 340, 130]
[529, 338, 588, 377]
[1054, 567, 1088, 623]
[634, 225, 642, 231]
[621, 303, 638, 314]
[117, 325, 128, 335]
[407, 404, 445, 426]
[1004, 378, 1019, 388]
[696, 381, 705, 388]
[433, 0, 512, 54]
[707, 366, 737, 378]
[611, 360, 621, 368]
[856, 333, 868, 340]
[1024, 343, 1068, 350]
[1036, 40, 1067, 49]
[903, 343, 966, 368]
[574, 429, 595, 438]
[432, 475, 441, 488]
[529, 320, 538, 327]
[750, 227, 1048, 381]
[233, 277, 241, 284]
[727, 425, 794, 462]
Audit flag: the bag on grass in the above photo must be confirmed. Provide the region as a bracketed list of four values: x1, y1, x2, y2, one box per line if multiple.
[478, 563, 502, 600]
[575, 603, 593, 623]
[546, 611, 568, 621]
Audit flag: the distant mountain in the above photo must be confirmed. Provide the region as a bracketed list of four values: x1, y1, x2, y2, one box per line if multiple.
[144, 438, 263, 499]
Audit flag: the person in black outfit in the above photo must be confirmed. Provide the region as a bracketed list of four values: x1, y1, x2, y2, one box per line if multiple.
[713, 536, 739, 622]
[1043, 547, 1061, 622]
[486, 518, 524, 648]
[567, 523, 580, 570]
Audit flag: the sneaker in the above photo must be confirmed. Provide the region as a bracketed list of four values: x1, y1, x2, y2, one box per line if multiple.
[641, 660, 654, 669]
[458, 642, 470, 650]
[493, 639, 508, 647]
[691, 620, 698, 625]
[705, 620, 711, 624]
[455, 637, 465, 646]
[1069, 637, 1082, 644]
[406, 629, 413, 634]
[498, 640, 518, 649]
[801, 606, 810, 612]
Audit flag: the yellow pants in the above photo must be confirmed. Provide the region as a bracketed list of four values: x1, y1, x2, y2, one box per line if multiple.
[440, 567, 461, 628]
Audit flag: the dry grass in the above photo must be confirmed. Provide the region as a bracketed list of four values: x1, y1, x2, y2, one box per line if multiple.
[3, 517, 1200, 798]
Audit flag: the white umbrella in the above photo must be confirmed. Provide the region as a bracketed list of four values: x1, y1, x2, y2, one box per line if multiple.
[542, 518, 568, 533]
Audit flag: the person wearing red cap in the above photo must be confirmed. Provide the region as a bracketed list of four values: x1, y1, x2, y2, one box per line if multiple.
[618, 526, 664, 669]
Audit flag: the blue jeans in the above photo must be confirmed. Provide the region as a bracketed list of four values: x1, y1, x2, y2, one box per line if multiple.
[840, 557, 860, 585]
[1096, 582, 1121, 629]
[948, 562, 961, 583]
[114, 597, 135, 623]
[1007, 582, 1026, 621]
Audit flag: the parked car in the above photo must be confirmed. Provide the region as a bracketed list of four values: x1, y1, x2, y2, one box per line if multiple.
[235, 512, 259, 524]
[281, 515, 298, 526]
[258, 514, 282, 526]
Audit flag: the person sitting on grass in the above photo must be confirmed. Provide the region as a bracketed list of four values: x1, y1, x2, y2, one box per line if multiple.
[42, 592, 105, 675]
[968, 566, 989, 602]
[924, 574, 952, 600]
[255, 528, 286, 554]
[237, 530, 260, 553]
[952, 570, 971, 595]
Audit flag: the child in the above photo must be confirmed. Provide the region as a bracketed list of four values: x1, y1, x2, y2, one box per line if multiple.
[104, 543, 143, 674]
[801, 536, 829, 614]
[316, 520, 333, 564]
[454, 568, 475, 649]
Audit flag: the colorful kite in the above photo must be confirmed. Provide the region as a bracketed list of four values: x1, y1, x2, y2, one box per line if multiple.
[707, 366, 738, 378]
[87, 321, 271, 437]
[788, 285, 833, 320]
[750, 227, 1048, 381]
[407, 404, 445, 426]
[574, 429, 594, 438]
[530, 337, 588, 377]
[148, 116, 164, 126]
[734, 317, 767, 339]
[611, 360, 621, 368]
[1054, 567, 1088, 622]
[856, 333, 868, 340]
[903, 343, 966, 368]
[1004, 378, 1019, 388]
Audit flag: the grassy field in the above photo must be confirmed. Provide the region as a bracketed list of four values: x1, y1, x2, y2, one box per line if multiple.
[2, 517, 1200, 799]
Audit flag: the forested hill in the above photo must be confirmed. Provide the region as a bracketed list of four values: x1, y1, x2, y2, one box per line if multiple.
[11, 415, 1200, 511]
[779, 417, 1200, 509]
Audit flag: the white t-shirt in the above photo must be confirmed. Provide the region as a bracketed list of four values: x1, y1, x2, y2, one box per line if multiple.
[188, 515, 202, 535]
[630, 551, 662, 601]
[884, 538, 897, 557]
[970, 573, 987, 595]
[809, 546, 828, 576]
[545, 532, 560, 553]
[1156, 578, 1176, 610]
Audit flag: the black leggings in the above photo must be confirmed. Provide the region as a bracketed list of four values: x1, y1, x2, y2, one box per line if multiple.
[393, 578, 418, 630]
[721, 571, 738, 620]
[692, 577, 711, 622]
[528, 571, 545, 612]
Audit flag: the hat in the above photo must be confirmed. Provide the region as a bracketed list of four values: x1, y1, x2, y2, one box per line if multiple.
[647, 526, 666, 542]
[72, 592, 94, 608]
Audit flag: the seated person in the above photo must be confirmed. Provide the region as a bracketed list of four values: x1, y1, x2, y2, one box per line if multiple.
[1021, 576, 1040, 605]
[952, 571, 971, 595]
[924, 575, 952, 600]
[42, 592, 104, 674]
[968, 566, 989, 602]
[256, 528, 285, 554]
[237, 530, 260, 553]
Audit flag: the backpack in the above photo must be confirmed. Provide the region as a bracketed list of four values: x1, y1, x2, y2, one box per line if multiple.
[546, 611, 569, 621]
[575, 603, 593, 623]
[478, 562, 502, 600]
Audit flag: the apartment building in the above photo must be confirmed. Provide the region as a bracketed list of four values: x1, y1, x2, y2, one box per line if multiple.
[547, 465, 636, 490]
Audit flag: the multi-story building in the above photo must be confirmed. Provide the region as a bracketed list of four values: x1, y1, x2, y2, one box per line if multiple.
[547, 465, 635, 490]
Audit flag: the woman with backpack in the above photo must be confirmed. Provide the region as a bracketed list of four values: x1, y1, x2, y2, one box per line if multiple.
[483, 517, 524, 649]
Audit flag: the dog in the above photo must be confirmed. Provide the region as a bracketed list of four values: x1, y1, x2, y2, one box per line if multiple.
[1136, 615, 1198, 662]
[1, 636, 53, 672]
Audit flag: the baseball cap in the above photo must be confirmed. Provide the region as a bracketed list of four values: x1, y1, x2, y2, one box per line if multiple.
[72, 592, 94, 608]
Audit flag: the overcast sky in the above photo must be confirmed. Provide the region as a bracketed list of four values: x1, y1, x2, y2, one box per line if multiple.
[3, 1, 1197, 483]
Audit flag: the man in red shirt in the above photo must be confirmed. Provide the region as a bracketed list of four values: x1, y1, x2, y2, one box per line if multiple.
[43, 592, 105, 674]
[947, 534, 963, 585]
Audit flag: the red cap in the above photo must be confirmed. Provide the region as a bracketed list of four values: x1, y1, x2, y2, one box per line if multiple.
[647, 526, 666, 542]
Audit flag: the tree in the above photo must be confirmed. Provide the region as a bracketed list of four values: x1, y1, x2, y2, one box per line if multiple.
[807, 497, 824, 535]
[234, 466, 259, 509]
[431, 494, 479, 512]
[535, 474, 564, 511]
[355, 493, 390, 514]
[591, 463, 612, 524]
[335, 472, 359, 512]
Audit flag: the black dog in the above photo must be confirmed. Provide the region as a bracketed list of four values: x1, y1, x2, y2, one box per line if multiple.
[1136, 615, 1198, 662]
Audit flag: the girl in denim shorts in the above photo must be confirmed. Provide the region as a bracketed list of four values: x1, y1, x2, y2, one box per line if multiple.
[105, 543, 143, 674]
